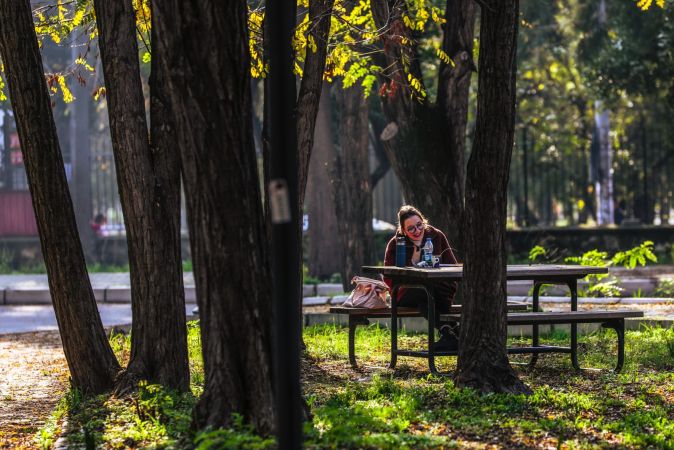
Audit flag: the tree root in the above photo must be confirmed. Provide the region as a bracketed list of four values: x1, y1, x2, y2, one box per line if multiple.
[455, 358, 532, 395]
[113, 367, 144, 397]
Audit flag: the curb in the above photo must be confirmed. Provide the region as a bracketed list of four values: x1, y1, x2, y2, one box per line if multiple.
[0, 286, 199, 305]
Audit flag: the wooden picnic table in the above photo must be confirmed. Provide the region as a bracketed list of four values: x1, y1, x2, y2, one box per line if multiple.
[361, 264, 613, 374]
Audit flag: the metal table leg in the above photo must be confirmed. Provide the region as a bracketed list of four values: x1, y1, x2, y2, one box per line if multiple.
[569, 279, 580, 370]
[425, 286, 437, 374]
[529, 281, 542, 367]
[348, 316, 369, 369]
[598, 319, 626, 373]
[389, 286, 399, 370]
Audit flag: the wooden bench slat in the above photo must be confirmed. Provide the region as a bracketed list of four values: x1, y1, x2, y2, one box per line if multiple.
[440, 309, 644, 325]
[329, 306, 422, 316]
[329, 301, 528, 317]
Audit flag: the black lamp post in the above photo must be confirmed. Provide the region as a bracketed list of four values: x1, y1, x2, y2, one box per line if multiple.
[267, 2, 302, 449]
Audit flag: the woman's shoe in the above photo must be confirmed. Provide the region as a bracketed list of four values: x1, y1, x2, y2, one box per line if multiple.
[432, 326, 458, 351]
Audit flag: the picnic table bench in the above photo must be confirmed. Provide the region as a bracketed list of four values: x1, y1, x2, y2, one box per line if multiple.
[330, 301, 528, 368]
[441, 309, 643, 372]
[328, 264, 643, 374]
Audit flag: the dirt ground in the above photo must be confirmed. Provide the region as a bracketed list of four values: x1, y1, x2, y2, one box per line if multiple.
[0, 331, 68, 450]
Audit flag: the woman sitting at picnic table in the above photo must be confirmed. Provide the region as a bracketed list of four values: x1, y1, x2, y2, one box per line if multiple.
[383, 205, 460, 351]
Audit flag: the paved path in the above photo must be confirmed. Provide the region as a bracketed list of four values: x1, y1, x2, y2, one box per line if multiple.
[0, 272, 198, 304]
[0, 272, 195, 289]
[0, 304, 195, 335]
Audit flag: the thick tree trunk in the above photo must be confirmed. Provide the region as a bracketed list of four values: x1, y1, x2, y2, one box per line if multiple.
[0, 0, 120, 394]
[93, 0, 189, 392]
[333, 86, 374, 292]
[455, 0, 530, 394]
[153, 0, 275, 434]
[370, 0, 475, 251]
[307, 84, 342, 279]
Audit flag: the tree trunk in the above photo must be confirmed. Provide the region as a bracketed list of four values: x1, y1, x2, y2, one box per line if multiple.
[295, 0, 335, 332]
[455, 0, 530, 394]
[593, 0, 614, 225]
[93, 0, 189, 392]
[370, 0, 476, 252]
[307, 84, 342, 279]
[594, 102, 614, 225]
[153, 0, 275, 434]
[368, 111, 392, 190]
[69, 43, 93, 261]
[0, 0, 120, 394]
[333, 86, 374, 292]
[297, 0, 336, 207]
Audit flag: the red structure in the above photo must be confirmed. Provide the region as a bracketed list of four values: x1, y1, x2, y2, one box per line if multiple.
[0, 191, 37, 236]
[1, 113, 37, 237]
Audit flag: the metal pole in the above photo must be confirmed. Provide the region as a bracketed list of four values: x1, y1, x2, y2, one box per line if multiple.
[522, 126, 529, 227]
[267, 2, 302, 449]
[641, 118, 649, 224]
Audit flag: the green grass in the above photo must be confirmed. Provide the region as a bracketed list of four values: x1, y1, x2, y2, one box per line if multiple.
[37, 322, 674, 449]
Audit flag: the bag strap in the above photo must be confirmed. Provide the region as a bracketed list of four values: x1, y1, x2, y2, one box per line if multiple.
[351, 276, 389, 291]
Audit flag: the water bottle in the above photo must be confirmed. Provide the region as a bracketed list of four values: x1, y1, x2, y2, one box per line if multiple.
[423, 238, 433, 266]
[395, 236, 406, 267]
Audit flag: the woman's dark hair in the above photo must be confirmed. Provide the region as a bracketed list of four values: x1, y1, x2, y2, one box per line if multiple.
[397, 205, 427, 235]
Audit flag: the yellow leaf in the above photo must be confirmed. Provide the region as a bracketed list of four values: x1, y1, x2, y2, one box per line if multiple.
[75, 57, 95, 71]
[294, 61, 303, 77]
[93, 86, 106, 101]
[72, 7, 86, 26]
[637, 0, 652, 10]
[57, 75, 74, 103]
[308, 35, 318, 53]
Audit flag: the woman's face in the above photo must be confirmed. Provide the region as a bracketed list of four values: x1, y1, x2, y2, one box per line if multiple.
[402, 215, 425, 241]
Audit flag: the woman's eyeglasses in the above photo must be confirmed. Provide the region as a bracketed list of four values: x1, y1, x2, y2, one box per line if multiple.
[406, 222, 424, 233]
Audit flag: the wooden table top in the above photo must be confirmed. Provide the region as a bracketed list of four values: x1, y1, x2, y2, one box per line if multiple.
[362, 264, 608, 281]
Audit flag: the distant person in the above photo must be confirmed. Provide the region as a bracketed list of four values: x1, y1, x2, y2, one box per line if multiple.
[383, 205, 460, 351]
[90, 213, 106, 263]
[614, 199, 627, 225]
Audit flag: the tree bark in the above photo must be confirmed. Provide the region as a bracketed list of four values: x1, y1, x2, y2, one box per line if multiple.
[455, 0, 530, 394]
[370, 0, 476, 251]
[93, 0, 189, 392]
[0, 0, 120, 394]
[153, 0, 275, 434]
[307, 84, 342, 279]
[333, 86, 374, 291]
